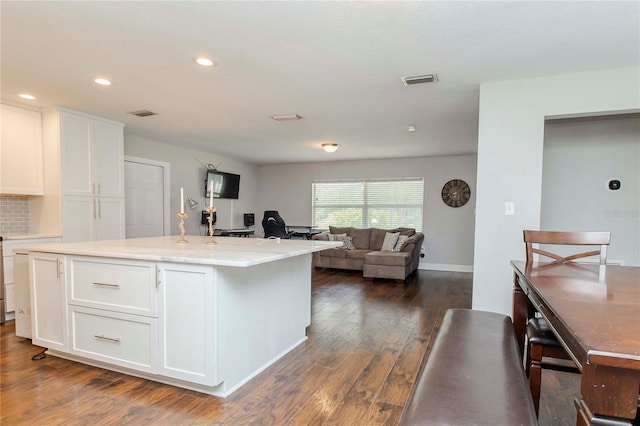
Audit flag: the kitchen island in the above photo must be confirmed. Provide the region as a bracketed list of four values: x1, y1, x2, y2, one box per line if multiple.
[27, 235, 340, 397]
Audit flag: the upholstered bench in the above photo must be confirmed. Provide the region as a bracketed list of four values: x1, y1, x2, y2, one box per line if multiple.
[400, 308, 538, 426]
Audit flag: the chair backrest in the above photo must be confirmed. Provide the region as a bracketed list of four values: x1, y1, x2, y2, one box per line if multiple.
[262, 210, 288, 238]
[523, 230, 610, 266]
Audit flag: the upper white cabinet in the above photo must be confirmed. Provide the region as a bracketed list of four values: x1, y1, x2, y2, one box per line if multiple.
[59, 111, 124, 198]
[0, 103, 43, 195]
[41, 107, 125, 242]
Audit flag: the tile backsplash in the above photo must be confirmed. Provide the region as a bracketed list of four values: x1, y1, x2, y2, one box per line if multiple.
[0, 195, 31, 234]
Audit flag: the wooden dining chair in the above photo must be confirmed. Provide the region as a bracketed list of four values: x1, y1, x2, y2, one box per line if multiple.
[522, 230, 611, 416]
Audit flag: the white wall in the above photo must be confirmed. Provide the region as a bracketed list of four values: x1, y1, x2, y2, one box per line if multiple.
[542, 116, 640, 266]
[257, 155, 477, 270]
[124, 135, 259, 235]
[473, 66, 640, 316]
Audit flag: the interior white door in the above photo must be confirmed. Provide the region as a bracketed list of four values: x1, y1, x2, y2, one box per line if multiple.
[125, 160, 165, 238]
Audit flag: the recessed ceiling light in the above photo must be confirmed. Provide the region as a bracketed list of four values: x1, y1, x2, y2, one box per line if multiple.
[408, 125, 416, 132]
[322, 143, 339, 153]
[271, 114, 303, 121]
[401, 74, 438, 86]
[194, 57, 216, 67]
[19, 94, 36, 100]
[94, 78, 112, 86]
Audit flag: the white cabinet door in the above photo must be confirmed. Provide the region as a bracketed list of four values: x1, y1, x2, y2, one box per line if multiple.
[0, 103, 43, 195]
[92, 121, 124, 198]
[60, 112, 93, 196]
[30, 253, 67, 352]
[59, 112, 124, 197]
[62, 196, 95, 243]
[62, 196, 124, 242]
[95, 198, 125, 241]
[157, 263, 219, 386]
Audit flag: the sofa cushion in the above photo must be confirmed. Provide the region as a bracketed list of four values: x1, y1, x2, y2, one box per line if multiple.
[365, 251, 411, 267]
[381, 232, 400, 252]
[399, 233, 421, 251]
[319, 248, 347, 258]
[369, 228, 388, 250]
[330, 226, 352, 235]
[350, 228, 372, 249]
[345, 249, 374, 259]
[391, 227, 416, 237]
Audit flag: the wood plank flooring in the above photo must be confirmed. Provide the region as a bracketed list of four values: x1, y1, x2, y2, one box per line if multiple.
[0, 268, 579, 425]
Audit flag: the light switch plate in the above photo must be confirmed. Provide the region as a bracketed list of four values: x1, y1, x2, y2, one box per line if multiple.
[504, 201, 515, 216]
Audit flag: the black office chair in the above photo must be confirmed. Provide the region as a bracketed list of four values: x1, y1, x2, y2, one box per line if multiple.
[262, 211, 292, 239]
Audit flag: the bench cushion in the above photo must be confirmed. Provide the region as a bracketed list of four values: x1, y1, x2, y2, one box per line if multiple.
[400, 309, 537, 426]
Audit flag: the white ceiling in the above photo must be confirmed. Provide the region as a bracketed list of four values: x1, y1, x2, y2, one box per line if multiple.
[2, 1, 638, 165]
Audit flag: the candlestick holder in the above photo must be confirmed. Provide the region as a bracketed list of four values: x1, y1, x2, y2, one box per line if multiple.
[176, 212, 188, 244]
[205, 207, 217, 245]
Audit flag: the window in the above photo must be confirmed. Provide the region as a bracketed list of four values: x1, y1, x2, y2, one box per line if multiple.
[312, 178, 424, 231]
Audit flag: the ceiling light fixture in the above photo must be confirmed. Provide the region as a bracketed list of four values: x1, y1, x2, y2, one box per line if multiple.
[194, 57, 215, 67]
[401, 74, 438, 86]
[407, 125, 416, 132]
[322, 143, 339, 153]
[94, 78, 112, 86]
[19, 94, 36, 100]
[271, 114, 303, 121]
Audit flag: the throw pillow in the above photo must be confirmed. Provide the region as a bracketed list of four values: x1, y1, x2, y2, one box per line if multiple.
[328, 233, 346, 242]
[341, 235, 356, 250]
[392, 235, 409, 252]
[328, 234, 356, 250]
[381, 232, 400, 252]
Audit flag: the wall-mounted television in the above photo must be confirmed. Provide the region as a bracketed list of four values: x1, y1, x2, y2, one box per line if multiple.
[205, 170, 240, 199]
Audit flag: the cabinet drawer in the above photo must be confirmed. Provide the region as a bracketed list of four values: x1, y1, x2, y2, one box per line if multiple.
[69, 257, 156, 316]
[69, 306, 156, 373]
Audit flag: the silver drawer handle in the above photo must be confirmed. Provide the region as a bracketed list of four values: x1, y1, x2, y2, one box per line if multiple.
[94, 335, 121, 343]
[93, 282, 120, 289]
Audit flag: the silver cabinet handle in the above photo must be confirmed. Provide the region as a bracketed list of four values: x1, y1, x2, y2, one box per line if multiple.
[92, 182, 96, 194]
[98, 198, 102, 219]
[56, 259, 64, 277]
[97, 183, 101, 195]
[94, 335, 121, 343]
[93, 282, 120, 289]
[156, 267, 161, 289]
[93, 198, 97, 219]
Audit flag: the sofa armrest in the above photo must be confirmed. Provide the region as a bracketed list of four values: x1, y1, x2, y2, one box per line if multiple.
[400, 232, 424, 267]
[312, 231, 330, 241]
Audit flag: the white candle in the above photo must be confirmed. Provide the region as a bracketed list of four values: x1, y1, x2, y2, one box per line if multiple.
[180, 187, 184, 214]
[209, 181, 213, 208]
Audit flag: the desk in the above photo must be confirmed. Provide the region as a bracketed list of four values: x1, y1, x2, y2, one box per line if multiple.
[511, 261, 640, 425]
[214, 229, 254, 237]
[285, 226, 326, 240]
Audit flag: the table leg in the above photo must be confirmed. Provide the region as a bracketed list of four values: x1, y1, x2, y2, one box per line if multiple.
[512, 273, 529, 361]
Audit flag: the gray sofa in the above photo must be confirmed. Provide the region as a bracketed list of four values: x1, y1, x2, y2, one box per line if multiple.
[312, 226, 424, 281]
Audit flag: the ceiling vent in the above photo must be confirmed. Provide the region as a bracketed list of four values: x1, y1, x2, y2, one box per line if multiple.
[129, 110, 157, 117]
[401, 74, 438, 86]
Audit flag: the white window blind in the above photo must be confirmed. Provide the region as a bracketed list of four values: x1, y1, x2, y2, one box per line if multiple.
[312, 178, 423, 231]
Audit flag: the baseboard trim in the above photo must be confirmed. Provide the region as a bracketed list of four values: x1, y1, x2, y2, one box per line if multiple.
[419, 263, 473, 273]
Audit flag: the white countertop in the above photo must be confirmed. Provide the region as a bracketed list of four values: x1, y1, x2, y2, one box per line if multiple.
[23, 235, 341, 267]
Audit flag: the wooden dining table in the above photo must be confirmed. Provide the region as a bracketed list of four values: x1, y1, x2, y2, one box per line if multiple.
[511, 260, 640, 425]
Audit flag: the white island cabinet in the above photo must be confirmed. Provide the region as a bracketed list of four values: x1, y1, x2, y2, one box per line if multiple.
[28, 236, 340, 397]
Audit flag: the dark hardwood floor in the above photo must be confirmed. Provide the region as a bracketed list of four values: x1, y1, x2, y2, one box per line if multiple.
[1, 268, 578, 425]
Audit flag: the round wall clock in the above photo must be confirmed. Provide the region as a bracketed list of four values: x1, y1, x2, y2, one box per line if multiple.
[441, 179, 471, 208]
